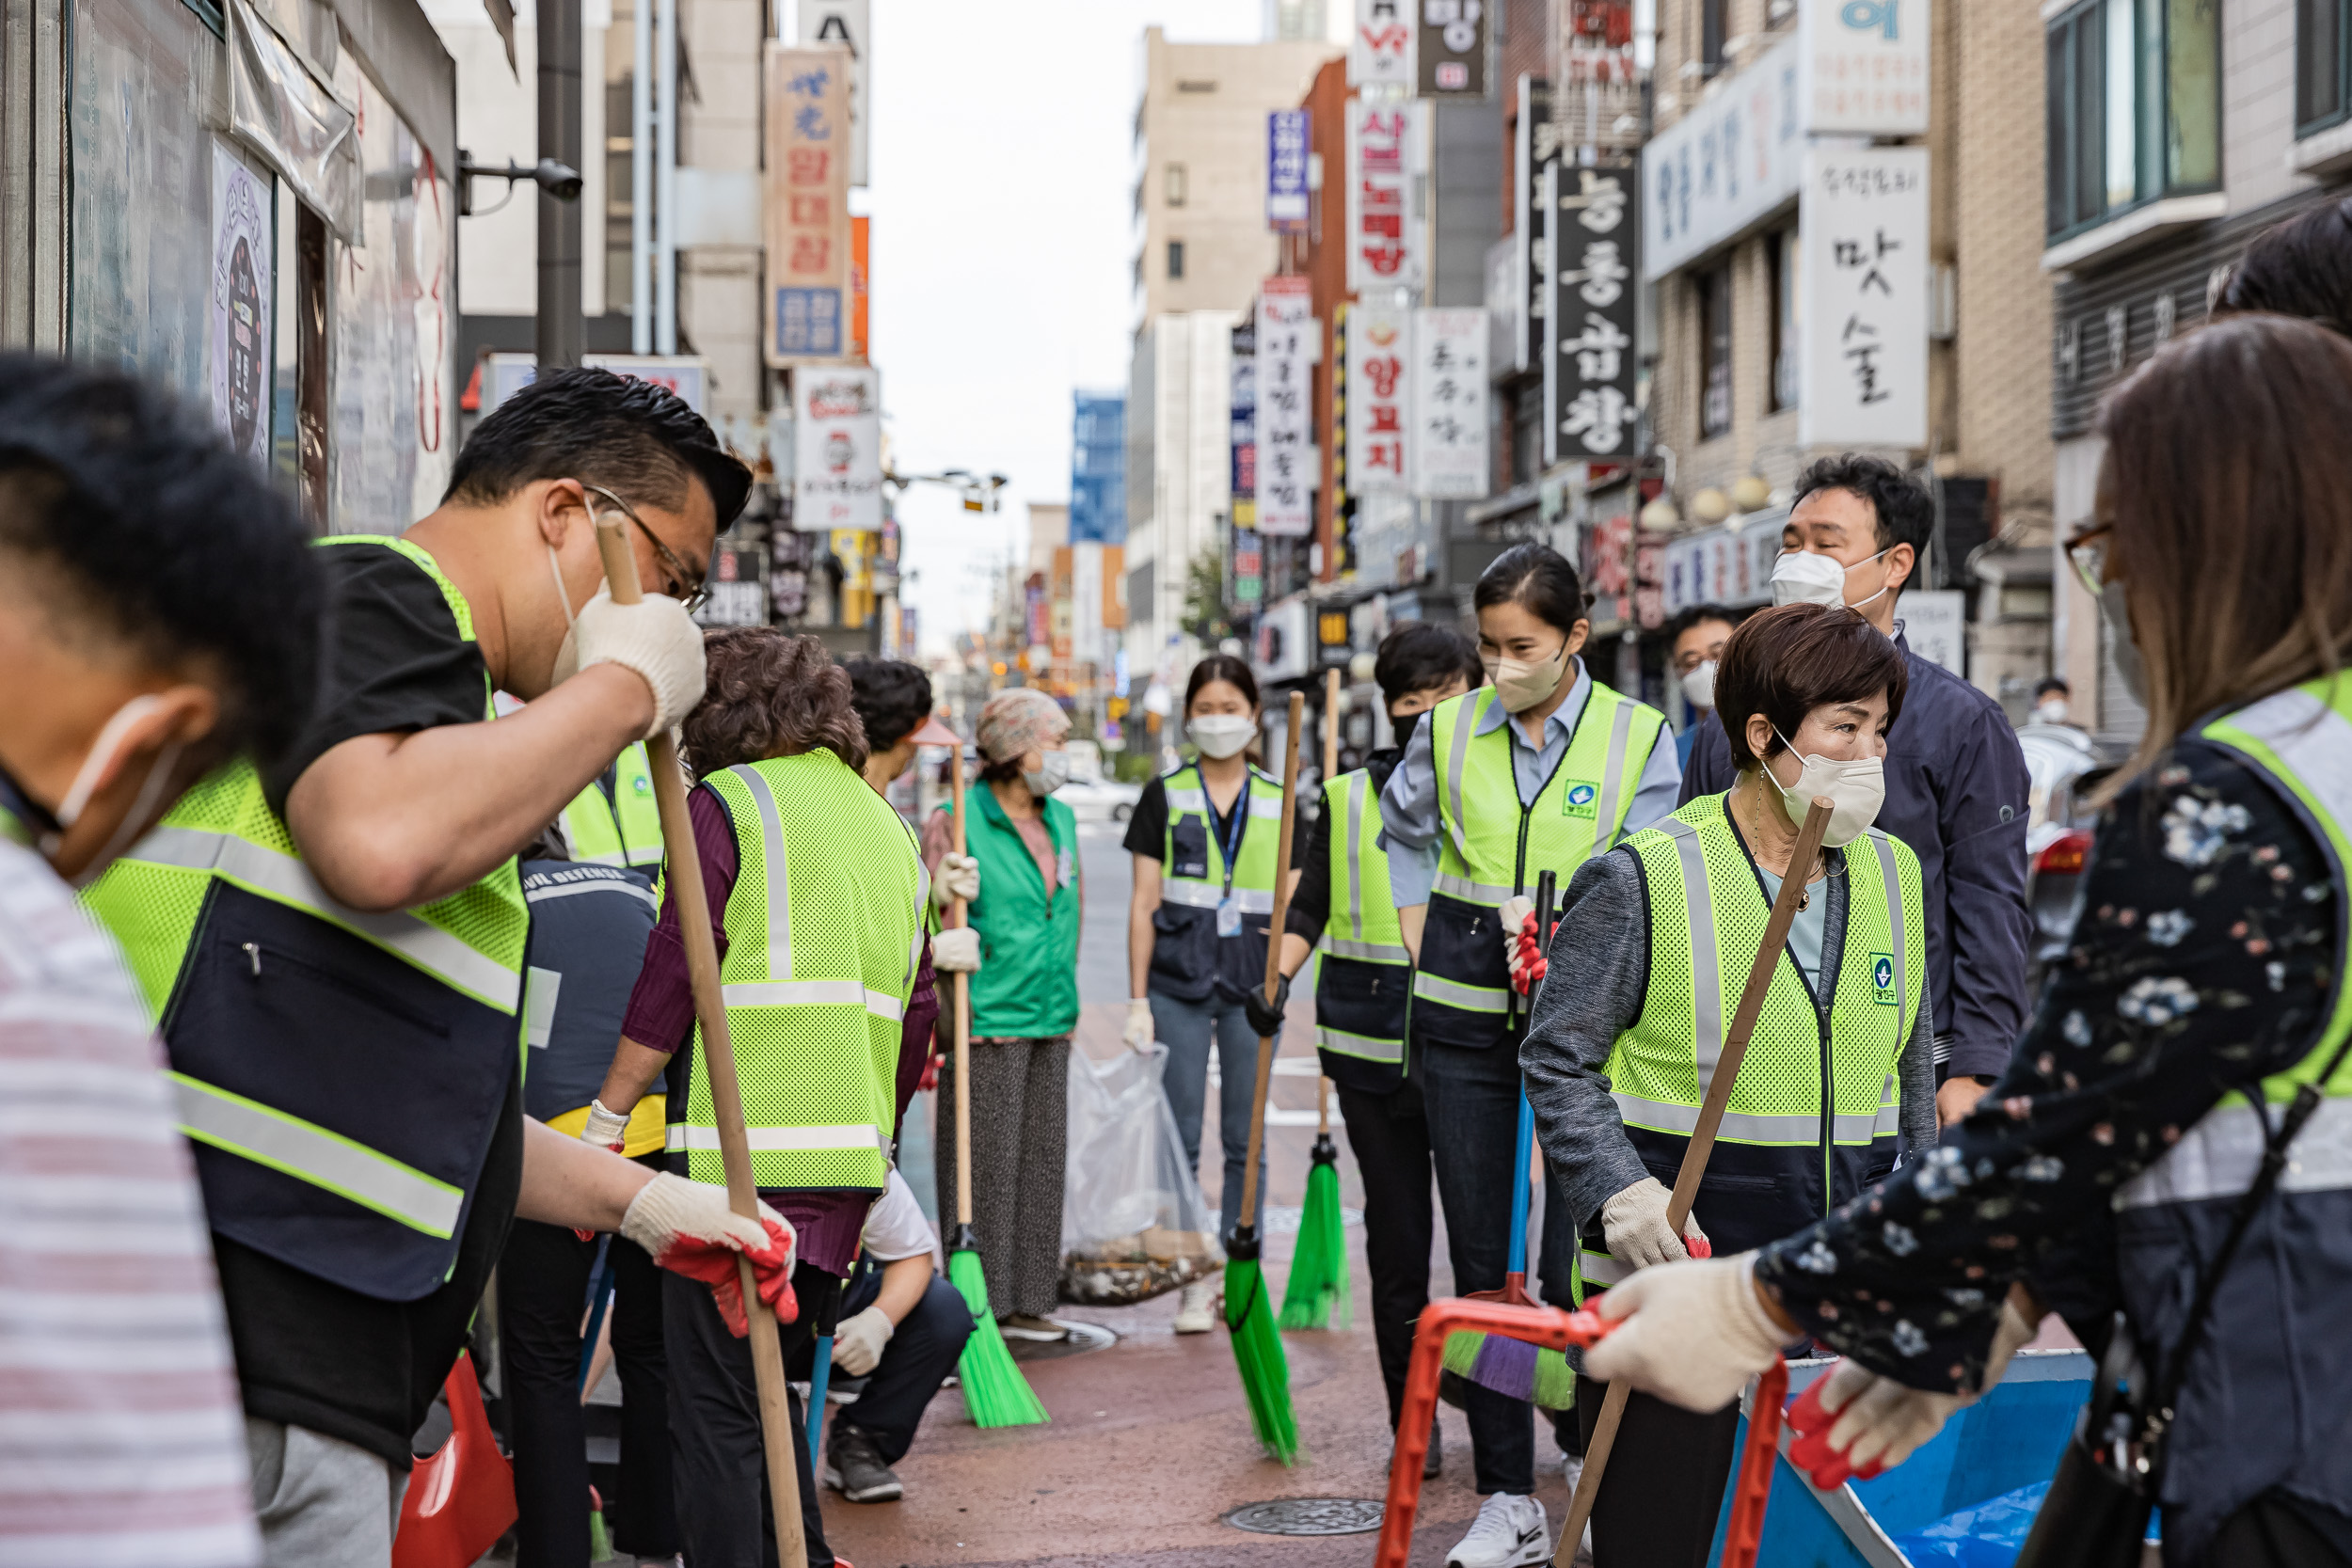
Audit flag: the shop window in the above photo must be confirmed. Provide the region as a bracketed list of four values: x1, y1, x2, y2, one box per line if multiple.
[606, 74, 635, 316]
[2300, 0, 2350, 135]
[2044, 0, 2220, 244]
[1701, 0, 1727, 73]
[1165, 163, 1187, 207]
[1168, 240, 1184, 281]
[1698, 263, 1732, 440]
[1769, 229, 1799, 414]
[294, 201, 329, 531]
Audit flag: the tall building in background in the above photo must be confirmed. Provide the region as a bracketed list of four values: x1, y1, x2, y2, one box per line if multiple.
[1071, 392, 1128, 545]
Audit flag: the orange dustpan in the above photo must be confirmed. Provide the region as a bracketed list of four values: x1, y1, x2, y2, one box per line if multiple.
[392, 1352, 516, 1568]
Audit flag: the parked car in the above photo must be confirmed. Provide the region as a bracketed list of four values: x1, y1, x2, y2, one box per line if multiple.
[1057, 775, 1143, 823]
[2016, 721, 2118, 990]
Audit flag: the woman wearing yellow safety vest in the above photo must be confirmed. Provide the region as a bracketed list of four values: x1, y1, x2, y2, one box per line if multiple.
[1521, 601, 1935, 1564]
[1376, 545, 1679, 1564]
[559, 738, 663, 870]
[1576, 315, 2352, 1568]
[1123, 655, 1307, 1334]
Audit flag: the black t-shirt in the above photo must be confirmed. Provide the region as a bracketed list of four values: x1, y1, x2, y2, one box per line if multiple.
[1285, 749, 1401, 940]
[224, 542, 525, 1465]
[1120, 772, 1311, 871]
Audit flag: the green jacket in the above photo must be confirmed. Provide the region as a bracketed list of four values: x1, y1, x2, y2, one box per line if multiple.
[945, 784, 1081, 1039]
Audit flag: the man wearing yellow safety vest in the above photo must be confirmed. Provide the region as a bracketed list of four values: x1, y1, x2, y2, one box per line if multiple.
[83, 371, 796, 1568]
[1377, 544, 1680, 1568]
[560, 738, 664, 870]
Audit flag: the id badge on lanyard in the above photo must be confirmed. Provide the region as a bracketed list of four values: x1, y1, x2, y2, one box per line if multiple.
[1214, 786, 1249, 938]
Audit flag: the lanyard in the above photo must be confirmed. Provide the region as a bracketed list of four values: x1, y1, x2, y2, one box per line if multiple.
[1212, 778, 1250, 899]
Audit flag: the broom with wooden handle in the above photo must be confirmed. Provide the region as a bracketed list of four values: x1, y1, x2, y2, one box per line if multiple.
[1551, 795, 1836, 1564]
[591, 518, 806, 1568]
[1280, 669, 1350, 1331]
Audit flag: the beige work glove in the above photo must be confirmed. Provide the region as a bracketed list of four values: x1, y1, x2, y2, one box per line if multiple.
[1583, 1252, 1788, 1412]
[931, 927, 981, 974]
[580, 1098, 630, 1152]
[1122, 998, 1156, 1053]
[932, 852, 980, 911]
[832, 1304, 896, 1377]
[1600, 1176, 1709, 1270]
[563, 588, 708, 737]
[1787, 1291, 2042, 1488]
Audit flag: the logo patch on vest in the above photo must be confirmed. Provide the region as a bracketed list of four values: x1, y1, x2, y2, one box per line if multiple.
[1561, 781, 1600, 818]
[1869, 953, 1899, 1005]
[631, 776, 653, 796]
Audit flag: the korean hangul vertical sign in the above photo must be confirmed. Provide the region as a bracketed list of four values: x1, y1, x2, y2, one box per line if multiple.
[1350, 0, 1415, 87]
[1346, 101, 1424, 293]
[1347, 305, 1411, 497]
[793, 366, 882, 532]
[1798, 148, 1928, 448]
[1545, 157, 1642, 464]
[1412, 309, 1488, 499]
[1418, 0, 1486, 96]
[1514, 74, 1554, 372]
[1256, 278, 1317, 539]
[764, 45, 851, 365]
[1267, 110, 1310, 231]
[1230, 332, 1257, 527]
[794, 0, 871, 185]
[1799, 0, 1929, 136]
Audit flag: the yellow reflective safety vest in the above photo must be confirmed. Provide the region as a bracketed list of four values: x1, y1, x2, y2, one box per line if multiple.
[1146, 761, 1288, 1004]
[1577, 793, 1922, 1291]
[1314, 765, 1411, 1093]
[82, 537, 529, 1302]
[1413, 680, 1665, 1049]
[670, 752, 926, 1192]
[561, 740, 664, 872]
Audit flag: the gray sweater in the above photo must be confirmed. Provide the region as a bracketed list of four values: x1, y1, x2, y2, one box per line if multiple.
[1519, 844, 1939, 1234]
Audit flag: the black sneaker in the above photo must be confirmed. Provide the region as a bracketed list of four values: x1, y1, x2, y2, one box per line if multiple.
[825, 1423, 903, 1504]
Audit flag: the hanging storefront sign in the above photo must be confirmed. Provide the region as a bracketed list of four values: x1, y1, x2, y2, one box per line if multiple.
[1267, 109, 1310, 231]
[1346, 101, 1425, 293]
[1798, 147, 1929, 449]
[1256, 278, 1316, 539]
[210, 142, 274, 464]
[1799, 0, 1929, 137]
[1641, 31, 1803, 281]
[1230, 329, 1257, 528]
[1545, 157, 1642, 463]
[1347, 304, 1411, 497]
[1417, 0, 1486, 96]
[793, 366, 882, 532]
[1350, 0, 1415, 87]
[795, 0, 871, 186]
[850, 215, 870, 360]
[697, 544, 771, 628]
[1661, 518, 1786, 614]
[764, 45, 853, 364]
[1514, 75, 1554, 372]
[1412, 308, 1488, 499]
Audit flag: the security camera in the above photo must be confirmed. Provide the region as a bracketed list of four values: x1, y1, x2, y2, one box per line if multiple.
[533, 159, 584, 201]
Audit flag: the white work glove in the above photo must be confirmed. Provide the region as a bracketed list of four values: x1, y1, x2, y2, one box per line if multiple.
[1599, 1176, 1710, 1270]
[1123, 997, 1156, 1053]
[620, 1172, 798, 1337]
[1583, 1252, 1788, 1413]
[832, 1304, 897, 1377]
[932, 852, 980, 911]
[1498, 895, 1534, 962]
[931, 927, 981, 974]
[569, 587, 708, 738]
[580, 1098, 630, 1152]
[1788, 1292, 2042, 1488]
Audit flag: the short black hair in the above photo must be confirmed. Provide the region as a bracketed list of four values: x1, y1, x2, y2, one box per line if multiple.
[1473, 543, 1591, 632]
[445, 367, 752, 529]
[844, 657, 933, 752]
[0, 355, 322, 769]
[2035, 675, 2071, 699]
[1793, 453, 1934, 565]
[1374, 623, 1483, 708]
[2216, 196, 2352, 336]
[1665, 603, 1741, 647]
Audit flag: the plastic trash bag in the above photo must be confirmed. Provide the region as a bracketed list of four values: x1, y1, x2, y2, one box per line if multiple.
[1891, 1481, 2053, 1568]
[1060, 1043, 1225, 1306]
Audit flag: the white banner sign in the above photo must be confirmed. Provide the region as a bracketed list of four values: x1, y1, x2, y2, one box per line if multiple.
[1347, 304, 1411, 497]
[1641, 31, 1803, 281]
[1411, 309, 1487, 500]
[796, 0, 871, 186]
[1799, 148, 1929, 449]
[1349, 0, 1416, 87]
[1256, 281, 1317, 538]
[794, 366, 883, 533]
[1346, 101, 1425, 293]
[1800, 0, 1930, 137]
[1899, 590, 1965, 675]
[210, 141, 274, 464]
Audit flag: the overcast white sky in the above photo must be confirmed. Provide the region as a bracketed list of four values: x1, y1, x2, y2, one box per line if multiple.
[848, 0, 1264, 654]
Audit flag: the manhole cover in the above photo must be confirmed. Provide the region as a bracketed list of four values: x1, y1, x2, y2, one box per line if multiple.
[1005, 1318, 1118, 1363]
[1224, 1497, 1386, 1536]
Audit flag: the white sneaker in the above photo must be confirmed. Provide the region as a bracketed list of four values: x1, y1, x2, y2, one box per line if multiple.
[1172, 1280, 1219, 1334]
[1446, 1492, 1549, 1568]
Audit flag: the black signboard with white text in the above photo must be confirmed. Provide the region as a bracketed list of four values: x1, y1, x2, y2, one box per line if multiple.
[1543, 156, 1640, 466]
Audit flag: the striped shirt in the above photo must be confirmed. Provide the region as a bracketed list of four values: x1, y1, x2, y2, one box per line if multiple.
[0, 838, 259, 1566]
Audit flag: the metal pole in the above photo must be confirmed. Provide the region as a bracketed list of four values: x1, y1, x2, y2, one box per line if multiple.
[631, 0, 652, 352]
[535, 0, 584, 369]
[654, 0, 678, 356]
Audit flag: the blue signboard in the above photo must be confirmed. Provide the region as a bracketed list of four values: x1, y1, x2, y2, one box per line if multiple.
[1267, 109, 1310, 231]
[1070, 391, 1127, 545]
[774, 288, 843, 356]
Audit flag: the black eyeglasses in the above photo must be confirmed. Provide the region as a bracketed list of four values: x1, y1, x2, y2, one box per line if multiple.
[582, 483, 709, 614]
[2063, 521, 2114, 599]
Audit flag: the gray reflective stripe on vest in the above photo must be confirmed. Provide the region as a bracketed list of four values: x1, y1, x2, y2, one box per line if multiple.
[1327, 938, 1410, 962]
[1343, 773, 1366, 938]
[2222, 686, 2352, 832]
[171, 1073, 464, 1238]
[1588, 698, 1638, 850]
[1318, 1024, 1404, 1061]
[1865, 832, 1907, 1043]
[523, 875, 660, 911]
[523, 966, 561, 1048]
[1432, 870, 1517, 905]
[1613, 1091, 1887, 1145]
[729, 763, 795, 979]
[2117, 1097, 2352, 1209]
[1580, 1247, 1633, 1287]
[1875, 1081, 1900, 1137]
[719, 979, 907, 1022]
[1658, 817, 1726, 1086]
[1164, 785, 1281, 821]
[666, 1123, 889, 1153]
[1438, 689, 1495, 864]
[129, 826, 520, 1010]
[1161, 880, 1276, 913]
[1414, 970, 1507, 1012]
[571, 848, 630, 867]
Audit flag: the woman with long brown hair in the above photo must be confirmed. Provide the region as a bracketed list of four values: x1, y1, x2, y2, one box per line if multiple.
[1572, 314, 2352, 1566]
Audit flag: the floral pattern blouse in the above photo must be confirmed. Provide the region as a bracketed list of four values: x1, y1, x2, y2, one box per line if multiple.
[1754, 736, 2341, 1392]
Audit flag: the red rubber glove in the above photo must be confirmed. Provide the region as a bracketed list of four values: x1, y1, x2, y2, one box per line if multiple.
[1509, 909, 1548, 995]
[620, 1172, 799, 1335]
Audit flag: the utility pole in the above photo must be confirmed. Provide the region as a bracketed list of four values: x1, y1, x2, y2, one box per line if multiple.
[537, 0, 585, 370]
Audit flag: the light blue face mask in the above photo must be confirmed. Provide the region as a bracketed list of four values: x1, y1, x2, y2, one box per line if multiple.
[1023, 750, 1072, 797]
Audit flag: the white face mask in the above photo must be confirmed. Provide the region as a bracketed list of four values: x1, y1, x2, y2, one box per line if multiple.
[1187, 713, 1257, 760]
[547, 542, 592, 686]
[1023, 751, 1072, 797]
[2100, 580, 2148, 707]
[2034, 697, 2070, 725]
[1771, 547, 1892, 612]
[39, 693, 186, 880]
[1763, 725, 1885, 849]
[1680, 659, 1719, 713]
[1482, 640, 1573, 713]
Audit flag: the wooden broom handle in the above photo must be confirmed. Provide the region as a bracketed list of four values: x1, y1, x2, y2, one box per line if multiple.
[1555, 794, 1836, 1563]
[593, 518, 807, 1568]
[950, 744, 975, 1228]
[1238, 692, 1306, 1225]
[1319, 668, 1341, 1139]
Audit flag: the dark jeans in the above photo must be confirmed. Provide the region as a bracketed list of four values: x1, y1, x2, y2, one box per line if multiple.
[666, 1262, 842, 1568]
[792, 1266, 973, 1467]
[1152, 989, 1268, 1240]
[1574, 1372, 1740, 1568]
[1334, 1075, 1435, 1430]
[1418, 1036, 1581, 1496]
[498, 1214, 674, 1563]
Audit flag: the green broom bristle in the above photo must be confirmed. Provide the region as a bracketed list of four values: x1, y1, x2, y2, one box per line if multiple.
[1441, 1327, 1486, 1377]
[1223, 1253, 1300, 1464]
[947, 1247, 1048, 1428]
[1530, 1346, 1578, 1410]
[1279, 1150, 1351, 1330]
